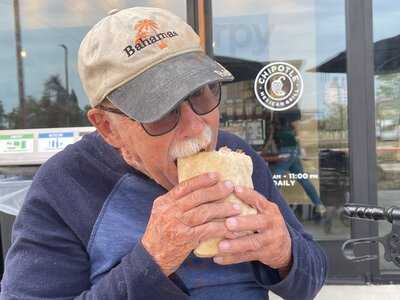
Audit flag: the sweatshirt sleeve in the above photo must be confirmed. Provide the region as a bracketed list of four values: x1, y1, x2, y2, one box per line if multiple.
[249, 150, 328, 300]
[0, 181, 189, 300]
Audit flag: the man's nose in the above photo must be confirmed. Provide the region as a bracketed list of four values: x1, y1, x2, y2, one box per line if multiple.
[177, 102, 205, 138]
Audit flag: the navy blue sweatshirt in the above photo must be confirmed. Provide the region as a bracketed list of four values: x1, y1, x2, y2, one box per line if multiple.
[0, 130, 327, 299]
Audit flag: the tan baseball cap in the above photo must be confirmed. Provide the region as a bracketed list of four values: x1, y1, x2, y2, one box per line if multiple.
[78, 7, 234, 123]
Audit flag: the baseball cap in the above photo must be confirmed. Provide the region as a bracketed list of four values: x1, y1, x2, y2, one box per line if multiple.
[78, 7, 234, 123]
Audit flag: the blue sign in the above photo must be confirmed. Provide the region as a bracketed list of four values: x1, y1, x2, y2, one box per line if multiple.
[38, 132, 75, 152]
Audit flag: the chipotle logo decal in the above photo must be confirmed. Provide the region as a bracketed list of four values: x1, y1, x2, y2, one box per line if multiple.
[254, 62, 303, 111]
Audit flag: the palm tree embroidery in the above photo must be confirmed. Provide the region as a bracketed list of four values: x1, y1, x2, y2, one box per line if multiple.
[134, 19, 167, 49]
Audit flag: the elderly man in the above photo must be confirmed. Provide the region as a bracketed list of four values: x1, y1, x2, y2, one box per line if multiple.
[1, 7, 326, 300]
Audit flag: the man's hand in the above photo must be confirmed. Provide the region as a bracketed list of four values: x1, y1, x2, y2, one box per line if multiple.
[141, 172, 241, 276]
[213, 186, 293, 278]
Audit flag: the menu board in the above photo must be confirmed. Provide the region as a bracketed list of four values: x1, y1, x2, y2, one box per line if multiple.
[246, 119, 265, 145]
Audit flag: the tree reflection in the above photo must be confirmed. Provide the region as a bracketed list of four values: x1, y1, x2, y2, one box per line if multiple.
[0, 100, 6, 129]
[4, 75, 90, 129]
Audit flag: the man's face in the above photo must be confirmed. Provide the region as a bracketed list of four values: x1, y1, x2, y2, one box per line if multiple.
[111, 99, 220, 190]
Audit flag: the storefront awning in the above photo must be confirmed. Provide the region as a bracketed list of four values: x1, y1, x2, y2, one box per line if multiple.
[309, 34, 400, 75]
[214, 56, 303, 82]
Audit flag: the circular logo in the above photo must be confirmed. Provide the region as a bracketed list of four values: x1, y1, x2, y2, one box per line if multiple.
[254, 62, 303, 111]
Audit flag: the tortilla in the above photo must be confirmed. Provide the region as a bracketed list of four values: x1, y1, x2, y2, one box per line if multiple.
[177, 146, 257, 257]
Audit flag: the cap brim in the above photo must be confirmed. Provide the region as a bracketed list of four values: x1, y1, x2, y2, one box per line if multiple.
[107, 52, 234, 123]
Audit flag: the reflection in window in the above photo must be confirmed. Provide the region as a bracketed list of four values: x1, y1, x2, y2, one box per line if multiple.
[213, 0, 349, 240]
[373, 0, 400, 273]
[0, 1, 186, 129]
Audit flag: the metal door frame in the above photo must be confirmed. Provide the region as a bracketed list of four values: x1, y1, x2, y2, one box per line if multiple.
[188, 0, 398, 284]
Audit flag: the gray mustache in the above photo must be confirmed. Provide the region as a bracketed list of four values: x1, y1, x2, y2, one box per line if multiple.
[169, 125, 212, 160]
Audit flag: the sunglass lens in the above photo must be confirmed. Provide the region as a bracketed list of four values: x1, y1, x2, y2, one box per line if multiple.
[142, 109, 179, 136]
[141, 82, 221, 136]
[190, 82, 221, 115]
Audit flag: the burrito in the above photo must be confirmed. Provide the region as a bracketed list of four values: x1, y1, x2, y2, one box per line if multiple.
[177, 146, 257, 257]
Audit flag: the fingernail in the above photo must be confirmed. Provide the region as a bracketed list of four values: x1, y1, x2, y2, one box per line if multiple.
[208, 172, 217, 180]
[235, 186, 243, 193]
[233, 204, 241, 211]
[224, 180, 233, 189]
[214, 257, 223, 264]
[219, 241, 230, 250]
[226, 217, 237, 229]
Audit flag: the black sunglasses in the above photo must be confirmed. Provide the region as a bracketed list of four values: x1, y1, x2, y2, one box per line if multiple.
[98, 81, 221, 136]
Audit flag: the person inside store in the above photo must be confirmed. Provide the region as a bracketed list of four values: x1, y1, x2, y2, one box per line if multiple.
[262, 110, 327, 217]
[0, 7, 327, 300]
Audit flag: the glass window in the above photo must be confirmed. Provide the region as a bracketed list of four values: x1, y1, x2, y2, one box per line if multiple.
[0, 0, 186, 130]
[213, 0, 349, 241]
[373, 0, 400, 275]
[0, 1, 187, 241]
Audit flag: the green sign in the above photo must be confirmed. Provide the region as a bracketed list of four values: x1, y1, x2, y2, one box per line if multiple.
[0, 133, 34, 153]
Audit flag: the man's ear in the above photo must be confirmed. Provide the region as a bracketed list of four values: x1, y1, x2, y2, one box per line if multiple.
[87, 108, 123, 148]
